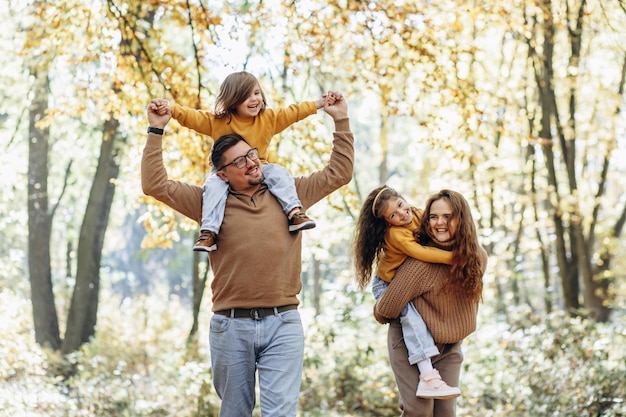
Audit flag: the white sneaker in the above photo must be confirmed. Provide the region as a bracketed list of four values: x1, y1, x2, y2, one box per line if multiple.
[416, 369, 461, 400]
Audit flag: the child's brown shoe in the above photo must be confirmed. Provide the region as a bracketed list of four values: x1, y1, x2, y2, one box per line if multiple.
[193, 230, 217, 252]
[288, 212, 316, 232]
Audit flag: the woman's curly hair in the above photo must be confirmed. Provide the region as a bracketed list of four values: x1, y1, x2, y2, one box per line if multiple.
[416, 189, 484, 302]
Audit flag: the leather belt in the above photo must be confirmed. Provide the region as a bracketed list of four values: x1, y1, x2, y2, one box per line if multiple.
[214, 304, 297, 320]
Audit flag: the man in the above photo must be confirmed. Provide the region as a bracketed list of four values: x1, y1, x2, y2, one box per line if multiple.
[142, 92, 353, 416]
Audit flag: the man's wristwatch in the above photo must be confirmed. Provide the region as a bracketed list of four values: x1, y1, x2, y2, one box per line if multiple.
[147, 127, 164, 135]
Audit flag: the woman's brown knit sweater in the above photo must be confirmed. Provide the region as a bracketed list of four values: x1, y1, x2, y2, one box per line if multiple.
[375, 248, 488, 344]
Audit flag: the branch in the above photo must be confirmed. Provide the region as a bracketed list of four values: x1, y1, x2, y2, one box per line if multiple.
[106, 0, 170, 98]
[7, 99, 28, 149]
[50, 159, 73, 219]
[612, 194, 626, 237]
[588, 155, 609, 249]
[590, 54, 626, 244]
[611, 57, 626, 240]
[185, 0, 204, 108]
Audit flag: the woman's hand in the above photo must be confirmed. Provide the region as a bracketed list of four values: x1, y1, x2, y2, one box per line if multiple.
[373, 300, 392, 324]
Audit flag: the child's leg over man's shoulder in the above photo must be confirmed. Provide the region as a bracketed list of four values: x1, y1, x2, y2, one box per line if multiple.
[263, 163, 316, 232]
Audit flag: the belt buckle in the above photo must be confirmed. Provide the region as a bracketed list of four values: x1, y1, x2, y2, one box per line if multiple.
[250, 308, 261, 320]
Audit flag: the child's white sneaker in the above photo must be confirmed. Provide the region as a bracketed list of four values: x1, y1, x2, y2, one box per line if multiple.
[416, 369, 461, 399]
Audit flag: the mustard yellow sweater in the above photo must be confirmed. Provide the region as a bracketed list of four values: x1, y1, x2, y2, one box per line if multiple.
[376, 206, 453, 282]
[172, 102, 318, 162]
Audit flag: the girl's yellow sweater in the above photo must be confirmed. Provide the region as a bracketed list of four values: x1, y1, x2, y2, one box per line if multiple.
[376, 207, 453, 282]
[172, 102, 318, 163]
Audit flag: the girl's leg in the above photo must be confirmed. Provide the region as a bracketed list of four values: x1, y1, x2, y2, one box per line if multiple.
[400, 303, 460, 399]
[388, 322, 462, 417]
[400, 303, 440, 365]
[201, 169, 229, 233]
[194, 169, 228, 252]
[263, 163, 315, 231]
[262, 164, 301, 214]
[371, 275, 389, 300]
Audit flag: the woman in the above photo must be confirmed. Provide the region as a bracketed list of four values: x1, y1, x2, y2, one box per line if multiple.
[374, 190, 488, 417]
[352, 186, 458, 399]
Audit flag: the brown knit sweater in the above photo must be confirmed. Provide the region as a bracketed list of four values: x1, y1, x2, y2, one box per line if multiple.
[375, 247, 488, 344]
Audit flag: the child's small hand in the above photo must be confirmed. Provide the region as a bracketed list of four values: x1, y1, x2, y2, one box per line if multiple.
[324, 91, 342, 106]
[150, 98, 172, 116]
[330, 91, 342, 103]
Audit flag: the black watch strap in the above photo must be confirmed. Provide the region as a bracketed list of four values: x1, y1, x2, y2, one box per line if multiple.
[147, 127, 164, 135]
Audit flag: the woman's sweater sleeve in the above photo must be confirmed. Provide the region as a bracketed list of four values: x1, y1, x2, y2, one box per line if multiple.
[375, 259, 447, 319]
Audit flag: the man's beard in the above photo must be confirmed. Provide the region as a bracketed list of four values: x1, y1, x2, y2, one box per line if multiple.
[247, 173, 265, 186]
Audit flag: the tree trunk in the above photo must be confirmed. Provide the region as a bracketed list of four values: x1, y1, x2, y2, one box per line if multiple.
[189, 253, 209, 341]
[525, 143, 553, 314]
[580, 55, 626, 322]
[535, 0, 581, 312]
[27, 65, 61, 350]
[312, 257, 321, 316]
[62, 117, 122, 354]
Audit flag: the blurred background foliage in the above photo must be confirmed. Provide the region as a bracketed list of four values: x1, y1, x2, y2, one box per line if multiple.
[1, 0, 625, 415]
[0, 287, 623, 416]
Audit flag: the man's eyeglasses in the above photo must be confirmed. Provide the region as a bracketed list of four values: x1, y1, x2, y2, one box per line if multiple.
[219, 148, 260, 170]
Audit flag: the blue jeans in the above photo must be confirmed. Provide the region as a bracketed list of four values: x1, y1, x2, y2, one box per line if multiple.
[201, 163, 301, 233]
[209, 308, 305, 417]
[372, 275, 440, 364]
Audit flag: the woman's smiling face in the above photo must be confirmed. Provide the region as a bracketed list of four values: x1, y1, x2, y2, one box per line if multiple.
[428, 198, 458, 243]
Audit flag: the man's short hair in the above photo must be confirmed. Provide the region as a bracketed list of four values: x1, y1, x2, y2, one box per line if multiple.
[211, 133, 249, 169]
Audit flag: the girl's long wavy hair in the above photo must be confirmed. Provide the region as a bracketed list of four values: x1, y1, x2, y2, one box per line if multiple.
[214, 71, 267, 122]
[416, 190, 484, 302]
[352, 185, 402, 291]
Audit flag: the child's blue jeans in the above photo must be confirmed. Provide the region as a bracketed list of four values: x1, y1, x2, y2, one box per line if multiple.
[372, 275, 440, 364]
[201, 163, 301, 233]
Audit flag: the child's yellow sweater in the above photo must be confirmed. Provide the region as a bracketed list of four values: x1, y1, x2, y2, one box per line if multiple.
[172, 102, 318, 163]
[376, 207, 453, 282]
